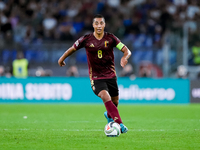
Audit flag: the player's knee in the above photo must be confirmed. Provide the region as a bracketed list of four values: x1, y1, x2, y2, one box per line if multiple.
[98, 90, 111, 102]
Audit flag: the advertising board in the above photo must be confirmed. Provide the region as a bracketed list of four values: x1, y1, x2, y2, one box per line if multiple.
[190, 80, 200, 103]
[0, 77, 189, 104]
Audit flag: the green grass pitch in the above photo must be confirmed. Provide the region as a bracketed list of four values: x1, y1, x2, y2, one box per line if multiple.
[0, 104, 200, 150]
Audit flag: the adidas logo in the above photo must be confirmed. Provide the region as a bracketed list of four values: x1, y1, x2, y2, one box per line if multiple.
[89, 44, 94, 47]
[114, 117, 118, 121]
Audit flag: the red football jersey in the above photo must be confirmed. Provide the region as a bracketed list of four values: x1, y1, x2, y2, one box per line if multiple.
[73, 32, 123, 80]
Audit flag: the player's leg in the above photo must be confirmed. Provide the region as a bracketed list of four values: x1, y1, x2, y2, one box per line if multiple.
[106, 78, 128, 133]
[98, 90, 123, 124]
[106, 78, 119, 119]
[91, 79, 128, 133]
[111, 96, 118, 107]
[111, 95, 128, 133]
[91, 79, 113, 123]
[98, 90, 128, 133]
[104, 96, 118, 123]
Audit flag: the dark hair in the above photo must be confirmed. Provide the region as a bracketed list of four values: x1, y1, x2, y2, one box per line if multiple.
[93, 14, 105, 23]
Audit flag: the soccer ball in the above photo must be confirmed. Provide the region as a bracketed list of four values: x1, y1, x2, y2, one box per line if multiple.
[104, 122, 121, 137]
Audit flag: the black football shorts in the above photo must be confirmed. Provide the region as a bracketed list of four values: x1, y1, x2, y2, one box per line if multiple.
[91, 77, 119, 97]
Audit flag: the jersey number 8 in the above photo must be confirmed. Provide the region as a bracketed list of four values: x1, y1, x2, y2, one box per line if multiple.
[98, 50, 102, 59]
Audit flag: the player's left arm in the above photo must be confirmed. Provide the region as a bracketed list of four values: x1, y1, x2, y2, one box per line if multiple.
[114, 35, 132, 68]
[120, 45, 131, 68]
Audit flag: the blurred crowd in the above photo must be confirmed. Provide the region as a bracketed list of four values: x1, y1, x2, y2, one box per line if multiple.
[0, 0, 199, 47]
[1, 0, 200, 78]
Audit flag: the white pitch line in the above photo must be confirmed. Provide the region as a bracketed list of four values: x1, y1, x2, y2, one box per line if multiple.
[2, 119, 199, 124]
[1, 129, 200, 132]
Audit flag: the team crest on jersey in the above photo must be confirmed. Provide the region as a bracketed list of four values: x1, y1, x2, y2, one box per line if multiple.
[89, 43, 95, 47]
[105, 41, 109, 47]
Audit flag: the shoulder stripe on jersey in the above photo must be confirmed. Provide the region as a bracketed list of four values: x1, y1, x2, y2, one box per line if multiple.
[116, 42, 124, 50]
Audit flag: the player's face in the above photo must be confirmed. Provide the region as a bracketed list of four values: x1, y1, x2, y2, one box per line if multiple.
[93, 18, 105, 35]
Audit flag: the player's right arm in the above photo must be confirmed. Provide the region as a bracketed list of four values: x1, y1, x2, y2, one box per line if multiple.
[58, 46, 76, 67]
[58, 35, 86, 67]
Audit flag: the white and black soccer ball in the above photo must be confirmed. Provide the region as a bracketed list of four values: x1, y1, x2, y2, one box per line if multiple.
[104, 122, 121, 137]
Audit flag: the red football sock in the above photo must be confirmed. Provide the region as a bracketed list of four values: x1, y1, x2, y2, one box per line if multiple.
[104, 100, 122, 124]
[107, 102, 118, 118]
[107, 112, 112, 118]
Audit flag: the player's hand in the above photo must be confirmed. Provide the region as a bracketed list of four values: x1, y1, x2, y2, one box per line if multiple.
[58, 58, 66, 67]
[120, 57, 128, 68]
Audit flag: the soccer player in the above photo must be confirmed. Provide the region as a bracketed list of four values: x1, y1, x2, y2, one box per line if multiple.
[58, 14, 131, 133]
